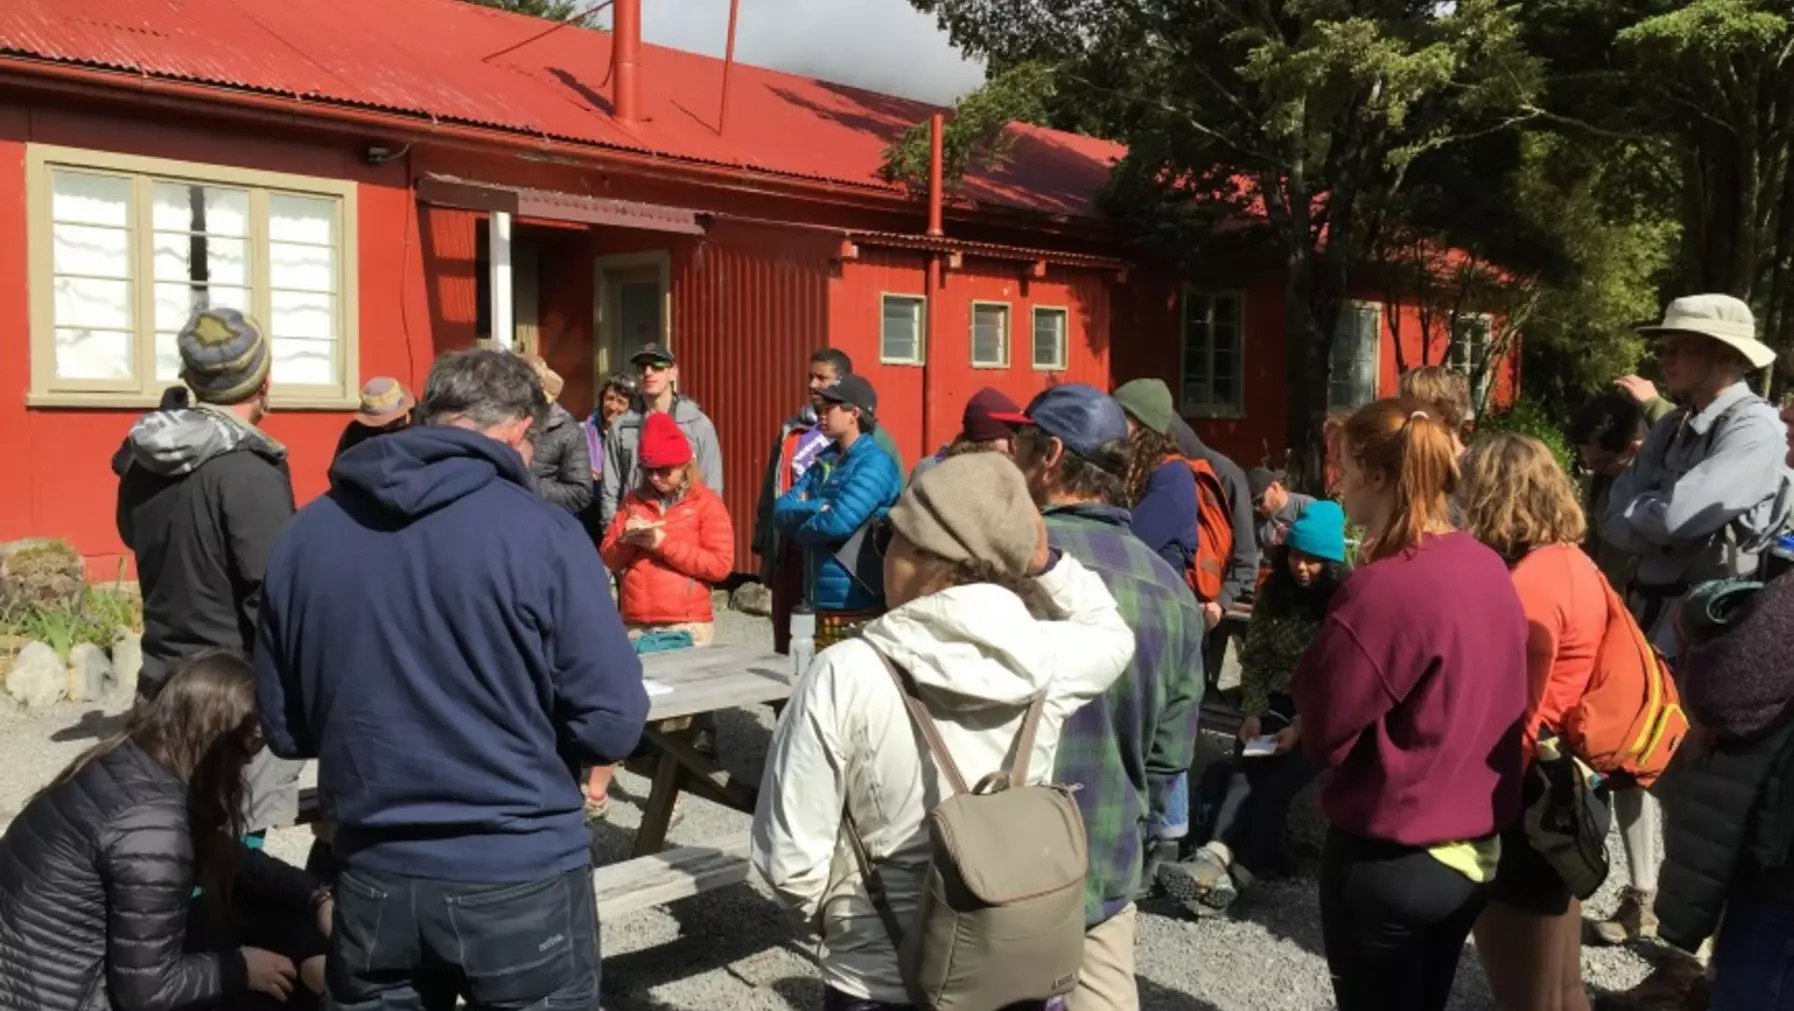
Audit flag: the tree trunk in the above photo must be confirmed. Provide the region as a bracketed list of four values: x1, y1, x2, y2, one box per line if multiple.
[1283, 251, 1332, 497]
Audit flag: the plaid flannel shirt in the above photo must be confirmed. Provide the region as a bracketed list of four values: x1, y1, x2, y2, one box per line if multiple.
[1046, 502, 1206, 925]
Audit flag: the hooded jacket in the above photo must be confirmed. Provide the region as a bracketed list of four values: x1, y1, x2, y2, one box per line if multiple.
[750, 554, 1134, 1003]
[773, 434, 903, 611]
[254, 426, 651, 885]
[601, 482, 735, 626]
[529, 403, 593, 513]
[113, 405, 295, 694]
[600, 396, 723, 529]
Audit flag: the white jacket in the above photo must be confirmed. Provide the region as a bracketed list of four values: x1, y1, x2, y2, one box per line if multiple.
[750, 554, 1134, 1002]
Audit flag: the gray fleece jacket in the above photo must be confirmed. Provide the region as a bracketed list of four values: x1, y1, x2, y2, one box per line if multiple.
[600, 395, 723, 530]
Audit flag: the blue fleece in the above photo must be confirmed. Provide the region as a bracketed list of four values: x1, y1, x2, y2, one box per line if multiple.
[1130, 459, 1201, 573]
[255, 426, 649, 885]
[773, 434, 902, 611]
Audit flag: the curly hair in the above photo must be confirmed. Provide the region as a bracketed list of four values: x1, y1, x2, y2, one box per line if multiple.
[1459, 432, 1586, 563]
[1015, 427, 1129, 507]
[1257, 545, 1349, 622]
[1122, 425, 1180, 507]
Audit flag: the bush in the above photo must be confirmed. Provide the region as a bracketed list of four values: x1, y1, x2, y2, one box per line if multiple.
[0, 587, 140, 662]
[1477, 397, 1577, 475]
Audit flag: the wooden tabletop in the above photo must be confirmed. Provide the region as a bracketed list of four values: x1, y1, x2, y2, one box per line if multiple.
[642, 643, 793, 722]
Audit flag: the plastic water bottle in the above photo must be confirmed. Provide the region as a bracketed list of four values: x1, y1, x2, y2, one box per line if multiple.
[1768, 533, 1794, 583]
[790, 603, 816, 683]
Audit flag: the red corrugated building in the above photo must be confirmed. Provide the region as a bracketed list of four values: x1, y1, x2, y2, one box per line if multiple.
[0, 0, 1514, 576]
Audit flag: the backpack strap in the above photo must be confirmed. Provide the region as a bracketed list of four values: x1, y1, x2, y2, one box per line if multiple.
[842, 806, 908, 951]
[872, 651, 973, 795]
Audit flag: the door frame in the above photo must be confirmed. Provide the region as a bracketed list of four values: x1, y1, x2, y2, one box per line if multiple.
[594, 251, 673, 385]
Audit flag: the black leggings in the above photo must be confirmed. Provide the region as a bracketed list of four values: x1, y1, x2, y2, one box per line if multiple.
[1319, 828, 1489, 1011]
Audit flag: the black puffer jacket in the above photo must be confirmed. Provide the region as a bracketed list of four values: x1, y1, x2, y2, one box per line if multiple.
[0, 742, 249, 1010]
[531, 403, 594, 513]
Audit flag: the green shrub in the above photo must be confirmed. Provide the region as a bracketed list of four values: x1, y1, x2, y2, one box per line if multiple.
[1477, 398, 1577, 475]
[0, 586, 140, 662]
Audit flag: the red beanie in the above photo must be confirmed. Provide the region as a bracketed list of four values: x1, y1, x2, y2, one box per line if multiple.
[638, 411, 693, 468]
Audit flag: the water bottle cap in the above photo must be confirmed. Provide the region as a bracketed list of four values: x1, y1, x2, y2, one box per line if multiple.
[1780, 532, 1794, 551]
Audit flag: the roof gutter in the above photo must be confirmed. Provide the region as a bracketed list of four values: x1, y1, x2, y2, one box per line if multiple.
[0, 57, 1122, 244]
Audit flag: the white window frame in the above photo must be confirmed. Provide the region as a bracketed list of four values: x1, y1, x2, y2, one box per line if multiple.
[879, 293, 926, 365]
[26, 144, 360, 408]
[1031, 305, 1069, 371]
[1448, 312, 1495, 404]
[970, 300, 1011, 369]
[1329, 300, 1383, 412]
[1177, 287, 1246, 418]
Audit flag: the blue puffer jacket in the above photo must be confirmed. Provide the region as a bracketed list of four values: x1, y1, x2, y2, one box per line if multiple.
[773, 434, 903, 611]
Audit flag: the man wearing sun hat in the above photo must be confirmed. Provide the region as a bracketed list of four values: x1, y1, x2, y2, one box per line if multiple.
[333, 376, 416, 462]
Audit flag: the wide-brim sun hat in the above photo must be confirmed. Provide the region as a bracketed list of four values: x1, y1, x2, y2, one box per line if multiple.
[1637, 294, 1775, 370]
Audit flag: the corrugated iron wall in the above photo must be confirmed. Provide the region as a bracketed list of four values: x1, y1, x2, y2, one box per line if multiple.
[673, 220, 834, 575]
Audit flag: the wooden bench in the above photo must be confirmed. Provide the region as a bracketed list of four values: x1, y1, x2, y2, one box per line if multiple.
[593, 832, 754, 920]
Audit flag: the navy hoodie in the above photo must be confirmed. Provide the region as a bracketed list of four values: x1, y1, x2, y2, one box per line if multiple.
[1130, 458, 1201, 573]
[254, 426, 649, 884]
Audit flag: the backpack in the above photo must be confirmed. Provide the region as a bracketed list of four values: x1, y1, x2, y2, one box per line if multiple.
[843, 654, 1089, 1011]
[1559, 574, 1689, 789]
[1179, 455, 1236, 603]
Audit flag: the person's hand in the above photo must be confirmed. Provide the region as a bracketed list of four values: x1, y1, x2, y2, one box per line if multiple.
[241, 947, 297, 1002]
[1202, 602, 1223, 630]
[1027, 512, 1051, 575]
[299, 955, 326, 996]
[1273, 725, 1301, 755]
[1237, 715, 1262, 743]
[1615, 375, 1659, 405]
[642, 525, 667, 551]
[314, 893, 334, 938]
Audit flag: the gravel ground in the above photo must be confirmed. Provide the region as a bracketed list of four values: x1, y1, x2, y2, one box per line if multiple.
[0, 612, 1661, 1010]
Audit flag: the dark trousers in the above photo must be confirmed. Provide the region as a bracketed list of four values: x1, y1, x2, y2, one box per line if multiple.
[187, 889, 328, 1010]
[821, 988, 1065, 1011]
[1212, 747, 1316, 877]
[328, 865, 599, 1010]
[771, 546, 805, 655]
[1319, 828, 1488, 1011]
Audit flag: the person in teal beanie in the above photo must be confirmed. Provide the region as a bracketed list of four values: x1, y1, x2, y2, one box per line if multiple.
[1159, 499, 1350, 914]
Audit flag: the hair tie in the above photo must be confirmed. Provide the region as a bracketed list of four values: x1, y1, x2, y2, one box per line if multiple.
[1409, 410, 1429, 421]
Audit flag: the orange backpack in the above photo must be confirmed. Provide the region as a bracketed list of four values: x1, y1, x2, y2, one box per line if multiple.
[1177, 455, 1236, 604]
[1559, 575, 1689, 789]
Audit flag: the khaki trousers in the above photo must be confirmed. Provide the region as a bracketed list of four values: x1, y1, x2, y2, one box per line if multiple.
[1069, 903, 1139, 1011]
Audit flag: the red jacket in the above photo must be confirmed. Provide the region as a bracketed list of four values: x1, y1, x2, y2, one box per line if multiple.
[601, 483, 735, 626]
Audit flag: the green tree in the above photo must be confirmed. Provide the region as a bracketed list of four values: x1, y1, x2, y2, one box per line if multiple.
[461, 0, 582, 20]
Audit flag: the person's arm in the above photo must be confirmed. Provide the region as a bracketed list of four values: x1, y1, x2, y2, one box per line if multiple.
[750, 650, 849, 927]
[774, 466, 822, 534]
[1289, 613, 1398, 769]
[536, 427, 593, 513]
[549, 525, 650, 767]
[235, 845, 324, 911]
[1033, 554, 1135, 702]
[101, 807, 247, 1011]
[598, 505, 640, 574]
[222, 463, 297, 638]
[656, 492, 736, 584]
[1237, 607, 1277, 717]
[1601, 414, 1672, 554]
[1642, 397, 1676, 426]
[693, 415, 725, 498]
[1618, 411, 1786, 547]
[751, 430, 786, 563]
[1220, 462, 1259, 607]
[1143, 602, 1205, 827]
[792, 452, 897, 546]
[600, 423, 627, 531]
[1129, 464, 1196, 567]
[253, 551, 312, 761]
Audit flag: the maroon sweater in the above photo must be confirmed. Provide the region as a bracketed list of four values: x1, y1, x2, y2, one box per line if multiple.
[1291, 531, 1528, 846]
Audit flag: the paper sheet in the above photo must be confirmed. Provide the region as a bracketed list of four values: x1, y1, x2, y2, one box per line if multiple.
[1241, 735, 1279, 758]
[643, 679, 674, 697]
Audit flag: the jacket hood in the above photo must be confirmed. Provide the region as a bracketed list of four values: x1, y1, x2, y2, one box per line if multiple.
[123, 405, 285, 477]
[329, 425, 533, 519]
[859, 584, 1056, 712]
[624, 395, 706, 427]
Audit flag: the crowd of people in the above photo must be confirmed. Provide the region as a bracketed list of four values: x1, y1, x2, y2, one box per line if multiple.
[0, 288, 1791, 1011]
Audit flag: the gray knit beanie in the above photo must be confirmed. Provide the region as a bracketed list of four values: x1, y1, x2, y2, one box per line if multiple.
[888, 453, 1038, 577]
[178, 307, 272, 405]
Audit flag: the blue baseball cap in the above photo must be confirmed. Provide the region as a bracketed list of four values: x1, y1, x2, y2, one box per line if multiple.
[1020, 384, 1130, 462]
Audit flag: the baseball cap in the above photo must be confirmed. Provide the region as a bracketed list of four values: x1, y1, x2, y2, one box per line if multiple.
[630, 343, 677, 367]
[962, 387, 1028, 442]
[1247, 466, 1285, 502]
[1018, 384, 1128, 461]
[817, 374, 878, 416]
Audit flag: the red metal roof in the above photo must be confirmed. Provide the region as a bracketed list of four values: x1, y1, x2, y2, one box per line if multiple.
[0, 0, 1127, 220]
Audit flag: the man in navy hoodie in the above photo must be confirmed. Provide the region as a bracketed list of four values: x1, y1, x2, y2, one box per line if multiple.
[254, 349, 649, 1007]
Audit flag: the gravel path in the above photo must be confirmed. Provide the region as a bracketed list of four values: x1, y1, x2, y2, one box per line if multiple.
[0, 612, 1660, 1010]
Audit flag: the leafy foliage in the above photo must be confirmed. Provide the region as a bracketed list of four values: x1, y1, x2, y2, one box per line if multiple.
[460, 0, 582, 20]
[1477, 396, 1579, 477]
[883, 63, 1057, 189]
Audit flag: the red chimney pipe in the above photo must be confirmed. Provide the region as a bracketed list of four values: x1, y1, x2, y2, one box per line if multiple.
[717, 0, 740, 134]
[612, 0, 641, 127]
[926, 112, 944, 237]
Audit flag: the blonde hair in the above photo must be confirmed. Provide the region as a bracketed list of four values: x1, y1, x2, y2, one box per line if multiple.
[1398, 365, 1472, 436]
[1459, 433, 1586, 563]
[1343, 398, 1459, 562]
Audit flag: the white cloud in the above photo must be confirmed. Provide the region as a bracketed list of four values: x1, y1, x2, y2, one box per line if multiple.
[606, 0, 986, 105]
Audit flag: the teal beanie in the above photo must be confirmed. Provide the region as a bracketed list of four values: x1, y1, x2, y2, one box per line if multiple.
[1287, 500, 1347, 563]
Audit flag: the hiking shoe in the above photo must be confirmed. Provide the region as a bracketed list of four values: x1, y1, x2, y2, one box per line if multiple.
[1591, 952, 1707, 1010]
[1139, 839, 1179, 899]
[1157, 847, 1238, 913]
[1588, 886, 1659, 946]
[583, 795, 610, 823]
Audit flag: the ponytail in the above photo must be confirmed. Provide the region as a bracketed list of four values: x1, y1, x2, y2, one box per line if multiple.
[1343, 398, 1458, 562]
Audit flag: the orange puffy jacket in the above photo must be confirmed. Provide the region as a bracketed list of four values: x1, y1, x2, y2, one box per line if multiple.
[600, 482, 735, 626]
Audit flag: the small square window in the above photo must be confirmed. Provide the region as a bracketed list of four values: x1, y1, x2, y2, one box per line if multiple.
[881, 294, 925, 364]
[972, 302, 1009, 368]
[1032, 307, 1068, 370]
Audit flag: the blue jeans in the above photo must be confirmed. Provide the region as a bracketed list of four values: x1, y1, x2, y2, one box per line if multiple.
[327, 865, 599, 1010]
[1152, 771, 1191, 841]
[1713, 892, 1794, 1011]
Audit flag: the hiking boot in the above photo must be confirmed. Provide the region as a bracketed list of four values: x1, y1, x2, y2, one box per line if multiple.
[1591, 951, 1707, 1010]
[693, 727, 719, 761]
[583, 794, 610, 823]
[1157, 846, 1238, 913]
[1588, 886, 1659, 946]
[1139, 838, 1179, 899]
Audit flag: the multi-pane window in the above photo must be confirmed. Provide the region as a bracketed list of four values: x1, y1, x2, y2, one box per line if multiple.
[1329, 301, 1381, 411]
[1032, 307, 1068, 370]
[1449, 314, 1494, 403]
[880, 294, 925, 364]
[971, 302, 1010, 367]
[31, 147, 356, 403]
[1179, 289, 1244, 415]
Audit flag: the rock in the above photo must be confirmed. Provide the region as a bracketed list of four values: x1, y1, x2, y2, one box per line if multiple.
[711, 588, 733, 615]
[109, 628, 142, 702]
[67, 642, 111, 703]
[731, 582, 773, 617]
[0, 539, 85, 613]
[6, 641, 66, 708]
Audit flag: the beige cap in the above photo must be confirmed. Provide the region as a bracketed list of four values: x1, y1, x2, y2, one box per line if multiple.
[888, 453, 1039, 577]
[1638, 294, 1775, 370]
[522, 353, 565, 401]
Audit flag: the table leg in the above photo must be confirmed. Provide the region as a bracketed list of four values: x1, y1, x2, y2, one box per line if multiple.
[634, 717, 691, 857]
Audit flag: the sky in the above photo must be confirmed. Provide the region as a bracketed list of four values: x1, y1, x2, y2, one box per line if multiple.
[599, 0, 988, 105]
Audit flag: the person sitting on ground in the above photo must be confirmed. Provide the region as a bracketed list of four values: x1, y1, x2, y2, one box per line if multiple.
[0, 651, 331, 1011]
[333, 376, 415, 462]
[909, 386, 1027, 483]
[1570, 389, 1675, 590]
[752, 453, 1135, 1011]
[1167, 415, 1259, 621]
[1158, 501, 1348, 916]
[1460, 433, 1604, 1011]
[1398, 365, 1474, 460]
[522, 354, 593, 514]
[592, 411, 734, 820]
[1291, 399, 1528, 1011]
[1248, 466, 1315, 555]
[774, 374, 903, 650]
[1111, 378, 1202, 574]
[601, 343, 724, 531]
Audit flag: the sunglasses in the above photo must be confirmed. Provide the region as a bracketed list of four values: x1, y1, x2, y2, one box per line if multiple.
[636, 361, 671, 375]
[644, 465, 681, 479]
